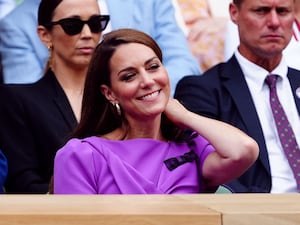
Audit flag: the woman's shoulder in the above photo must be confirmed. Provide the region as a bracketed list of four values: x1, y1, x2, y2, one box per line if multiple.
[55, 137, 147, 163]
[0, 81, 44, 102]
[58, 136, 117, 153]
[61, 136, 172, 157]
[60, 137, 101, 149]
[58, 135, 211, 158]
[0, 70, 57, 93]
[84, 136, 168, 148]
[55, 137, 101, 160]
[0, 72, 62, 109]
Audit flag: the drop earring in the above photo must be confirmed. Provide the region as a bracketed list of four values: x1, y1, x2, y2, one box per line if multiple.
[114, 103, 121, 116]
[46, 45, 53, 69]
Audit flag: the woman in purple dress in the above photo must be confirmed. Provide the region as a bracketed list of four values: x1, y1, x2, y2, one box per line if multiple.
[53, 28, 259, 194]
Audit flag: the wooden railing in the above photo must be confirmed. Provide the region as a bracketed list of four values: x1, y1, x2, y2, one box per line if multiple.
[0, 194, 299, 225]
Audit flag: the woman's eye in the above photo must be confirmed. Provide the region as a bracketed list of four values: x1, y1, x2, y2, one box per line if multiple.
[148, 63, 160, 71]
[121, 73, 135, 82]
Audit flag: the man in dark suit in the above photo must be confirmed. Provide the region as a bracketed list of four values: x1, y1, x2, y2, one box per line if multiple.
[175, 0, 300, 193]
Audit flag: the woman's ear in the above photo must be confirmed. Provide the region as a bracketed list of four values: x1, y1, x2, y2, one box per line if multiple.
[100, 84, 117, 102]
[37, 25, 52, 48]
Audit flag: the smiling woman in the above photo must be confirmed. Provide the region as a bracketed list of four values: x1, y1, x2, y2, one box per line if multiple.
[0, 0, 109, 193]
[52, 28, 259, 195]
[101, 42, 170, 124]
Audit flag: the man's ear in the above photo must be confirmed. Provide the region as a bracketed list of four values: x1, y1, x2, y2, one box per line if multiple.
[37, 25, 52, 48]
[100, 84, 117, 102]
[229, 3, 239, 25]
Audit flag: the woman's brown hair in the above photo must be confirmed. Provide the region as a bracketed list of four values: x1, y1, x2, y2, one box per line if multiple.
[72, 28, 185, 141]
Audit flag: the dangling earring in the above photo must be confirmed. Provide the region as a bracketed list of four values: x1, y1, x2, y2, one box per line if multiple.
[114, 103, 121, 116]
[46, 45, 53, 69]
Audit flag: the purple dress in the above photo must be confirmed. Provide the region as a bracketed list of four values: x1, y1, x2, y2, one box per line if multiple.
[54, 134, 214, 194]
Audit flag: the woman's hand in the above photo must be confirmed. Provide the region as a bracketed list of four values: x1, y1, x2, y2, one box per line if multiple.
[163, 98, 190, 128]
[165, 98, 259, 187]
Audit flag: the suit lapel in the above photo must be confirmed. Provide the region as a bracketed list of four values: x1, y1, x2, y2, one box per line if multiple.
[43, 70, 77, 130]
[288, 68, 300, 115]
[222, 57, 271, 174]
[53, 94, 77, 131]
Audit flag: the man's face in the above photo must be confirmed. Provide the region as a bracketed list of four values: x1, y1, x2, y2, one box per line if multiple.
[230, 0, 295, 61]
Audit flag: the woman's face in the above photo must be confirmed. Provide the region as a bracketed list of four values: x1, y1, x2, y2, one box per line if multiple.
[102, 43, 170, 122]
[49, 0, 101, 70]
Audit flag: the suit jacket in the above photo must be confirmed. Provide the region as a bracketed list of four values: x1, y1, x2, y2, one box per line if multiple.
[174, 56, 300, 193]
[0, 0, 200, 93]
[0, 69, 77, 193]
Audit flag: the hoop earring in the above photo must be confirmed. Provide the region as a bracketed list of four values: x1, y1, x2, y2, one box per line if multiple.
[114, 103, 121, 116]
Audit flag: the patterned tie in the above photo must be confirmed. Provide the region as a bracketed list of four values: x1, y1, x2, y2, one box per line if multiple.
[265, 74, 300, 191]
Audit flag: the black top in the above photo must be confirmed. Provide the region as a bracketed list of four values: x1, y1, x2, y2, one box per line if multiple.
[0, 69, 77, 193]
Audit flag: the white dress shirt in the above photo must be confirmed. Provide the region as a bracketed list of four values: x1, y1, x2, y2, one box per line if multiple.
[235, 50, 300, 193]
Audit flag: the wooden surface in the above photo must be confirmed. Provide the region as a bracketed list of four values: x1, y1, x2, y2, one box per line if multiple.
[0, 195, 220, 225]
[0, 194, 299, 225]
[179, 194, 300, 225]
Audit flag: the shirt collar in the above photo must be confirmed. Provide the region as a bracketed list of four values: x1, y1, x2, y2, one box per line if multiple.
[234, 50, 288, 91]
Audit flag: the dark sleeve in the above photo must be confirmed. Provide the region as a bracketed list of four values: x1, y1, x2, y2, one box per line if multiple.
[174, 75, 254, 193]
[0, 85, 48, 193]
[174, 75, 221, 120]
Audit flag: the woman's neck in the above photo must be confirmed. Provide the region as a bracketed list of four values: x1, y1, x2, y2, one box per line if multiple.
[123, 116, 165, 141]
[102, 115, 166, 141]
[51, 64, 86, 92]
[51, 65, 86, 122]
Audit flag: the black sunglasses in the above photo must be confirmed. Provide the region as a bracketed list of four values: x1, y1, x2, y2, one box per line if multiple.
[48, 15, 110, 36]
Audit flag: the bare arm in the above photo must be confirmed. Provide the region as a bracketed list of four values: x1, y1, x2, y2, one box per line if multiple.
[164, 99, 259, 187]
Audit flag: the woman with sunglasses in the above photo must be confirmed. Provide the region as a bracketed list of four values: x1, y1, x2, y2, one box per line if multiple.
[0, 0, 109, 193]
[53, 28, 258, 194]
